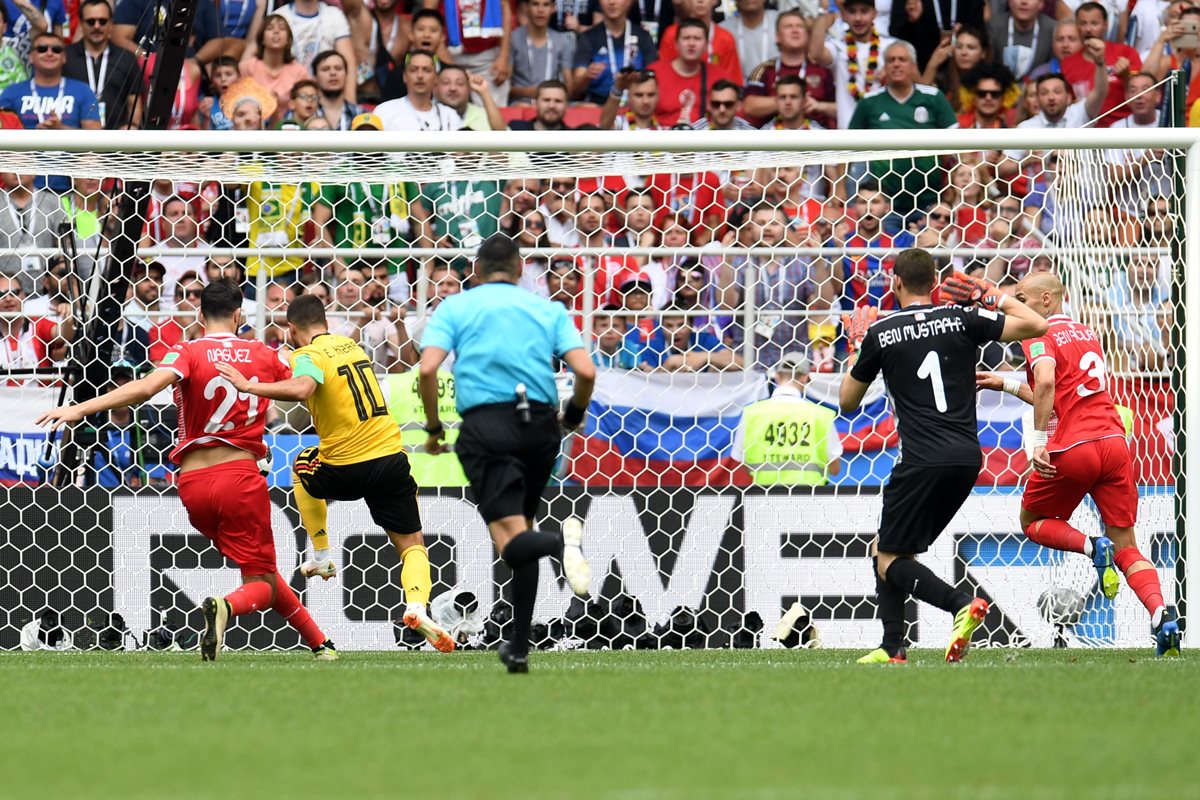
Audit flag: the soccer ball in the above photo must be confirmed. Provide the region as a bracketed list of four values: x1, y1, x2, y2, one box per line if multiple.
[257, 448, 274, 476]
[1037, 587, 1086, 627]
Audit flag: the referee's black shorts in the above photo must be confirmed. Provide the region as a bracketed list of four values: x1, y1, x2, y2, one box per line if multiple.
[455, 402, 561, 524]
[877, 461, 981, 555]
[293, 446, 422, 535]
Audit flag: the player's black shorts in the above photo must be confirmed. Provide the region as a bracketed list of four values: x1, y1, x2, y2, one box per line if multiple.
[292, 446, 421, 535]
[877, 461, 980, 554]
[455, 401, 561, 523]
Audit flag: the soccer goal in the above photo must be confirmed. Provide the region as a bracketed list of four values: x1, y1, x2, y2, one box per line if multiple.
[0, 128, 1192, 653]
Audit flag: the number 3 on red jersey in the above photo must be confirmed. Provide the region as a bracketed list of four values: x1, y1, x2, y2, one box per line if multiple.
[1076, 351, 1106, 398]
[1022, 318, 1124, 451]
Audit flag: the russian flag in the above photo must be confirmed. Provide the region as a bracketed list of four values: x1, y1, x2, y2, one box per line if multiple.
[568, 369, 767, 486]
[976, 388, 1029, 485]
[567, 370, 905, 487]
[565, 370, 1041, 488]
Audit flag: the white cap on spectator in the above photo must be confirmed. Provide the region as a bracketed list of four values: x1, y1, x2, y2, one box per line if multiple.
[775, 353, 811, 377]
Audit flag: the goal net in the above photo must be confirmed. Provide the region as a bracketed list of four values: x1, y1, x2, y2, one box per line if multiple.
[0, 129, 1188, 652]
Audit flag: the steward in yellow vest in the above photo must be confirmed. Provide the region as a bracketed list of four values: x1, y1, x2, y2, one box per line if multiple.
[383, 368, 469, 487]
[734, 354, 842, 486]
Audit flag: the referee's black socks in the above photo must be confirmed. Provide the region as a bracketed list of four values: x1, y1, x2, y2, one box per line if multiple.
[501, 530, 564, 654]
[884, 558, 971, 616]
[501, 530, 562, 568]
[873, 557, 906, 656]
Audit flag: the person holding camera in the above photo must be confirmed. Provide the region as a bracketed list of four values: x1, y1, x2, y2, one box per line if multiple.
[1141, 1, 1200, 83]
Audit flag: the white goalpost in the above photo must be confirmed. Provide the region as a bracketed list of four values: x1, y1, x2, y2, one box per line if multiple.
[0, 128, 1191, 652]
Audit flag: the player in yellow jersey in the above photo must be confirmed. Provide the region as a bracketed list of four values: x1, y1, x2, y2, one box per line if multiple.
[216, 294, 454, 652]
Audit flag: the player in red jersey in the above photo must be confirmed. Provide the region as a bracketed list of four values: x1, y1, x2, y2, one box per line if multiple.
[976, 272, 1180, 656]
[37, 282, 337, 662]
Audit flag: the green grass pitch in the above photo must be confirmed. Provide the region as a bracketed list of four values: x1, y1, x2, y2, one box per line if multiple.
[4, 648, 1196, 799]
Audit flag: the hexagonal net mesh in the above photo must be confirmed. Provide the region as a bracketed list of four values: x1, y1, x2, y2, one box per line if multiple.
[0, 131, 1188, 653]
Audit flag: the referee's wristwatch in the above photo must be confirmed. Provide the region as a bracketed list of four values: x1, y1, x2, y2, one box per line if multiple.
[424, 422, 444, 436]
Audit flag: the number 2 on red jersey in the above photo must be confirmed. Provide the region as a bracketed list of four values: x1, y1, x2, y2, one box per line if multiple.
[201, 374, 264, 433]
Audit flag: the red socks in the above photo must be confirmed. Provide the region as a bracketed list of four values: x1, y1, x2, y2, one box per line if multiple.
[1023, 519, 1087, 554]
[1114, 547, 1166, 616]
[271, 571, 327, 649]
[224, 574, 327, 649]
[225, 581, 273, 616]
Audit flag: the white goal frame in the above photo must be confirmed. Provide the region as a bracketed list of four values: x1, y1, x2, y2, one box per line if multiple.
[0, 127, 1192, 648]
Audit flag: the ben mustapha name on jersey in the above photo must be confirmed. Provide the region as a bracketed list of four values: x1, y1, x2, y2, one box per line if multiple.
[876, 313, 980, 348]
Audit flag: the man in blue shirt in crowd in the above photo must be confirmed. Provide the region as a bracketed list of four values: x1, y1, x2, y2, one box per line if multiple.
[418, 234, 596, 673]
[0, 31, 100, 191]
[571, 0, 656, 103]
[639, 309, 744, 372]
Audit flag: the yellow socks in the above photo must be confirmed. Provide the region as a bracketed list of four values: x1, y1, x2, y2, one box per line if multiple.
[294, 481, 329, 556]
[399, 544, 431, 607]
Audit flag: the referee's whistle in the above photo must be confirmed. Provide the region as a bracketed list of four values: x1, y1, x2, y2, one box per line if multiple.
[516, 383, 531, 424]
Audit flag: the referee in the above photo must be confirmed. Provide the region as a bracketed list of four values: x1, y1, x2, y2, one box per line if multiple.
[839, 249, 1048, 664]
[418, 234, 596, 673]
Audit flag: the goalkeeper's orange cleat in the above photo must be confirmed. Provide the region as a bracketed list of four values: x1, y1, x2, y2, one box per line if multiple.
[945, 597, 989, 663]
[403, 604, 456, 653]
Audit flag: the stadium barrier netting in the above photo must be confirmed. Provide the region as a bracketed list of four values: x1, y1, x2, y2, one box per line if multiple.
[0, 128, 1192, 651]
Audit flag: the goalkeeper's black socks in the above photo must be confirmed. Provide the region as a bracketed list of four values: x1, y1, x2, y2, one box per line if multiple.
[502, 530, 562, 568]
[874, 558, 907, 656]
[884, 557, 971, 615]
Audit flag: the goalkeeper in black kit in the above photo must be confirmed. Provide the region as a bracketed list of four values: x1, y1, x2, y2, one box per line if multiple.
[839, 250, 1048, 663]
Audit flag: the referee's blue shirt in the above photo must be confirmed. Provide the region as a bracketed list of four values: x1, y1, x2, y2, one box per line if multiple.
[421, 282, 585, 413]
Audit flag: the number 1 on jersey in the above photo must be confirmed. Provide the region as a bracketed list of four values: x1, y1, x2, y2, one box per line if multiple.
[917, 350, 948, 413]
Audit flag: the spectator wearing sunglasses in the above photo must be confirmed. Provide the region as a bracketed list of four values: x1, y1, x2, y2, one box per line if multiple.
[691, 79, 756, 130]
[148, 273, 204, 363]
[0, 31, 100, 144]
[958, 62, 1017, 129]
[64, 0, 141, 129]
[918, 202, 960, 248]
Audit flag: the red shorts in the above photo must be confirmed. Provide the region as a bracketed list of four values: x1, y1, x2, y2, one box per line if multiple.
[1022, 436, 1137, 528]
[177, 459, 276, 576]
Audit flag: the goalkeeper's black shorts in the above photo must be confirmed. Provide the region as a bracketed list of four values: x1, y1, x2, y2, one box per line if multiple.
[455, 402, 561, 524]
[877, 462, 981, 555]
[293, 446, 421, 535]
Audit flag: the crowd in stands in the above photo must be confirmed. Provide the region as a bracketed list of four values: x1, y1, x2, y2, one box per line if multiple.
[0, 0, 1179, 436]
